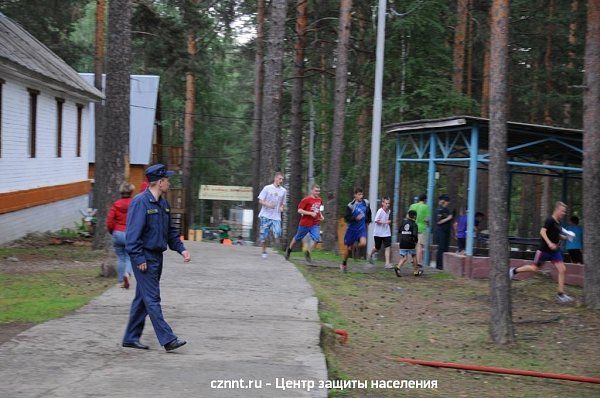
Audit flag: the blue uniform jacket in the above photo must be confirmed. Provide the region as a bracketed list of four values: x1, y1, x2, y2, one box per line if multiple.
[125, 190, 186, 266]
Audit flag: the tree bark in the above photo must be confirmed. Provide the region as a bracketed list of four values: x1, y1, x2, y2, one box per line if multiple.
[563, 0, 578, 126]
[583, 0, 600, 308]
[466, 0, 474, 102]
[543, 0, 555, 125]
[323, 0, 353, 252]
[93, 0, 131, 250]
[287, 0, 309, 243]
[183, 28, 197, 234]
[252, 0, 265, 243]
[259, 0, 289, 186]
[480, 7, 492, 118]
[354, 8, 370, 191]
[94, 0, 105, 91]
[453, 0, 469, 97]
[488, 0, 515, 345]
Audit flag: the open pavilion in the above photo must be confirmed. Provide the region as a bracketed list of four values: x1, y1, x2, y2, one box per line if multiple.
[384, 116, 583, 267]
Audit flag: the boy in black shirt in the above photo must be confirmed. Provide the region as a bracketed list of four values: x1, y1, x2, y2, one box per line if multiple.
[509, 202, 574, 303]
[435, 194, 454, 270]
[395, 210, 421, 277]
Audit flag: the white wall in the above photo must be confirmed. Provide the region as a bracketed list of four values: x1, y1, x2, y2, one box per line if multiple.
[0, 79, 90, 193]
[0, 195, 88, 245]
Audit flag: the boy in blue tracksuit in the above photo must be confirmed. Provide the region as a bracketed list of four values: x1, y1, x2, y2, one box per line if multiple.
[340, 187, 372, 273]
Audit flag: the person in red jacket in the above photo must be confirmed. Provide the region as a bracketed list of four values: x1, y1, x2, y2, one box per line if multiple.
[107, 182, 135, 288]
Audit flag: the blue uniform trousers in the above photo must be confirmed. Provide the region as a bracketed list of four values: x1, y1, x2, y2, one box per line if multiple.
[123, 250, 177, 346]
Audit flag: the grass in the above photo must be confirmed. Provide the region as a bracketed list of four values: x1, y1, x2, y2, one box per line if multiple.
[0, 268, 111, 323]
[289, 249, 600, 398]
[0, 245, 105, 262]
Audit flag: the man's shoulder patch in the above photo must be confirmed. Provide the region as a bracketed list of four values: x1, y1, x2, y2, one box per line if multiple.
[147, 209, 159, 214]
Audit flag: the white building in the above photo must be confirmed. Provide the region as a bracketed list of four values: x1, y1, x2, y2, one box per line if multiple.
[0, 12, 103, 245]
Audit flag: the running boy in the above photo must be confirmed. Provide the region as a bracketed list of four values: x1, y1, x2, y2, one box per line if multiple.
[257, 172, 287, 259]
[285, 184, 324, 264]
[368, 197, 392, 268]
[341, 188, 372, 273]
[509, 202, 574, 303]
[395, 210, 420, 277]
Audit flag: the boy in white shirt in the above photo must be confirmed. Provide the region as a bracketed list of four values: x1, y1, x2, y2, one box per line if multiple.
[257, 172, 287, 258]
[368, 197, 392, 268]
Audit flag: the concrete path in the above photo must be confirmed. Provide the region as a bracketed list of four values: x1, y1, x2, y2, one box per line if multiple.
[0, 242, 328, 397]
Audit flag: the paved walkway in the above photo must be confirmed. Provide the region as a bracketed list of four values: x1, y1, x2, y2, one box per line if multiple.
[0, 242, 327, 397]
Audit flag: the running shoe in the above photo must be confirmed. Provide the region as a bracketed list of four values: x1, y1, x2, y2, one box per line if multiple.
[261, 253, 268, 259]
[284, 247, 291, 260]
[556, 293, 574, 303]
[508, 267, 516, 280]
[122, 274, 130, 289]
[340, 263, 348, 273]
[413, 269, 424, 277]
[384, 263, 393, 269]
[368, 253, 375, 264]
[394, 266, 402, 278]
[304, 251, 313, 264]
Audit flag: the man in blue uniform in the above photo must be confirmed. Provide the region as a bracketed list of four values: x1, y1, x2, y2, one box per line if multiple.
[122, 164, 191, 352]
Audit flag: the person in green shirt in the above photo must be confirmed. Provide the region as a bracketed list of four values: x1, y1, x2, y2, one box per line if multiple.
[218, 223, 231, 244]
[408, 194, 430, 267]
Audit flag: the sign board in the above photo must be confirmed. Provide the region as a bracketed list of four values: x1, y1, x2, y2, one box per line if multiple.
[199, 185, 253, 201]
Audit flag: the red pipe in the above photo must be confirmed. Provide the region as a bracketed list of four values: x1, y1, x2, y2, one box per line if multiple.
[389, 357, 600, 384]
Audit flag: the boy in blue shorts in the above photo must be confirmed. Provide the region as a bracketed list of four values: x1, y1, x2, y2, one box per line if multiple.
[257, 172, 287, 259]
[395, 210, 420, 277]
[285, 184, 324, 264]
[509, 202, 574, 303]
[340, 188, 372, 273]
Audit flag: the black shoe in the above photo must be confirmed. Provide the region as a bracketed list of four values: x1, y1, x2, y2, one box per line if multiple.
[122, 341, 149, 350]
[164, 338, 187, 352]
[304, 251, 313, 264]
[394, 266, 402, 278]
[284, 247, 291, 260]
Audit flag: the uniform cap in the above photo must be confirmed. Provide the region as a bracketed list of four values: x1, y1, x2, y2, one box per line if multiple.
[145, 164, 175, 182]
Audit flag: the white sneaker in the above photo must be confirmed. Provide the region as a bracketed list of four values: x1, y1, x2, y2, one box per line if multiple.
[261, 253, 268, 259]
[556, 293, 574, 303]
[509, 267, 516, 280]
[384, 263, 393, 269]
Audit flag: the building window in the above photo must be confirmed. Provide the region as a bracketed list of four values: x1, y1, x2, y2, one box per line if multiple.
[28, 88, 39, 158]
[56, 98, 64, 157]
[0, 78, 4, 157]
[76, 104, 83, 157]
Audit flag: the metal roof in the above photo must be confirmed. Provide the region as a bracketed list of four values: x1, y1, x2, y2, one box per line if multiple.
[0, 12, 103, 101]
[79, 73, 160, 165]
[385, 116, 583, 167]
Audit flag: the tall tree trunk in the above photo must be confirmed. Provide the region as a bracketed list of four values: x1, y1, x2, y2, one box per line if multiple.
[466, 0, 474, 102]
[287, 0, 309, 243]
[252, 0, 265, 243]
[259, 0, 288, 186]
[453, 0, 469, 97]
[354, 8, 370, 191]
[183, 28, 197, 235]
[543, 0, 555, 125]
[480, 7, 492, 118]
[563, 0, 579, 126]
[488, 0, 515, 345]
[94, 0, 105, 91]
[583, 0, 600, 308]
[93, 0, 131, 249]
[323, 0, 353, 252]
[319, 39, 330, 188]
[92, 0, 106, 210]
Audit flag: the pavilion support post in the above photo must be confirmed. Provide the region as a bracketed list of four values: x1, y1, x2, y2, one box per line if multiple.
[466, 126, 479, 256]
[425, 133, 436, 267]
[392, 138, 402, 243]
[562, 171, 568, 204]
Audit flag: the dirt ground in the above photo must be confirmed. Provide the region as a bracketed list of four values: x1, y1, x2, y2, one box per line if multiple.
[291, 253, 600, 398]
[0, 237, 110, 344]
